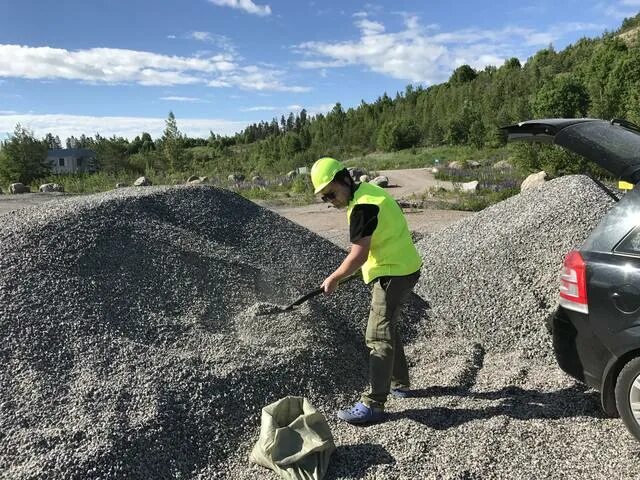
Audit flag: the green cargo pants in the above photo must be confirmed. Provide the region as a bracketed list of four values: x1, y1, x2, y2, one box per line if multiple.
[361, 270, 420, 409]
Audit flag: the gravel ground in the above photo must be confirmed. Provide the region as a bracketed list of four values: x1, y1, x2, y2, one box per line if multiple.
[2, 179, 639, 480]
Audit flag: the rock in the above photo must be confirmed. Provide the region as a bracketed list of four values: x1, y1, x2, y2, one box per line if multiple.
[348, 167, 367, 180]
[115, 183, 128, 188]
[251, 176, 263, 183]
[186, 175, 200, 182]
[187, 179, 203, 185]
[448, 161, 464, 170]
[370, 176, 389, 188]
[200, 176, 209, 183]
[39, 183, 64, 193]
[133, 176, 152, 187]
[228, 174, 245, 182]
[359, 175, 370, 183]
[461, 180, 479, 192]
[286, 170, 297, 179]
[431, 167, 439, 174]
[9, 183, 29, 194]
[521, 171, 547, 191]
[468, 160, 481, 169]
[493, 160, 513, 170]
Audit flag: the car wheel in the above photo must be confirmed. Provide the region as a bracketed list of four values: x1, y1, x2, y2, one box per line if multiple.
[615, 356, 640, 441]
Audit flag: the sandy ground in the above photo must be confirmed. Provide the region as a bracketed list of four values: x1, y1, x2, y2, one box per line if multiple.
[376, 167, 456, 197]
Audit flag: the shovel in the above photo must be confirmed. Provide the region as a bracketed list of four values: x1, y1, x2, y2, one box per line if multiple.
[257, 272, 360, 315]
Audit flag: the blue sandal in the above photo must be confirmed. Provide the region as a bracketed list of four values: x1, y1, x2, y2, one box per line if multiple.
[337, 402, 384, 424]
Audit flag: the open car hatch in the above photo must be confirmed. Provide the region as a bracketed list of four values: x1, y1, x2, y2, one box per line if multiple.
[501, 118, 640, 185]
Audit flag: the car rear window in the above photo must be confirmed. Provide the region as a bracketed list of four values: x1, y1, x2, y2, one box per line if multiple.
[616, 226, 640, 256]
[582, 186, 640, 253]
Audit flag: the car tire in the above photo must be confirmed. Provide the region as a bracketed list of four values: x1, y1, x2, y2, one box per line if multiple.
[615, 356, 640, 441]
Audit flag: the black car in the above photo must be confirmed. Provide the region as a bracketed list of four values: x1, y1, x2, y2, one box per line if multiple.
[502, 118, 640, 441]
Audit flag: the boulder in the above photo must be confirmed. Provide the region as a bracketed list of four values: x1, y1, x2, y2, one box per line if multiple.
[520, 171, 547, 191]
[348, 167, 367, 180]
[493, 160, 513, 170]
[133, 176, 152, 187]
[228, 174, 245, 182]
[461, 180, 479, 192]
[448, 161, 464, 170]
[9, 183, 29, 194]
[430, 167, 439, 174]
[39, 183, 64, 193]
[468, 160, 481, 169]
[187, 178, 203, 185]
[186, 175, 200, 182]
[115, 182, 128, 188]
[359, 175, 370, 183]
[370, 176, 389, 188]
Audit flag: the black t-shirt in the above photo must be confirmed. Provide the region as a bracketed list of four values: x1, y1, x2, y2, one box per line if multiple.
[349, 204, 379, 243]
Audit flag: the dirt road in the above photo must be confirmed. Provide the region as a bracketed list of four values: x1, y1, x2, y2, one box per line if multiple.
[376, 167, 455, 197]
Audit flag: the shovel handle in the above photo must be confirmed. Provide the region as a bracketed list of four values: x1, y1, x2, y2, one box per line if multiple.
[286, 273, 359, 309]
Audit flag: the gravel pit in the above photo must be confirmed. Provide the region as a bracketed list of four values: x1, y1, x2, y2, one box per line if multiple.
[2, 179, 640, 479]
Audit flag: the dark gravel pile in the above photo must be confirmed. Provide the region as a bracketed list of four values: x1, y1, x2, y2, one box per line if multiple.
[414, 175, 616, 358]
[0, 185, 427, 479]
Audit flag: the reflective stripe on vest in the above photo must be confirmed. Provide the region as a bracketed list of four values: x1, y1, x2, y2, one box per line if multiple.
[347, 182, 422, 284]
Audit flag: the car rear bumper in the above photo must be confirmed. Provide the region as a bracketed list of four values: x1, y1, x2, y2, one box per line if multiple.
[552, 306, 612, 391]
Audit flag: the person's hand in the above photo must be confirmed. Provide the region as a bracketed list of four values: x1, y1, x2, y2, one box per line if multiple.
[321, 275, 339, 295]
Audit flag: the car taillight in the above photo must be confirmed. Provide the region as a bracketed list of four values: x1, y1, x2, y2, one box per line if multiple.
[559, 250, 589, 314]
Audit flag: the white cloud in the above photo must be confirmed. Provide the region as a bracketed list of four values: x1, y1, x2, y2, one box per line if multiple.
[208, 0, 271, 16]
[0, 113, 249, 139]
[208, 65, 310, 92]
[0, 44, 306, 92]
[160, 96, 208, 102]
[240, 105, 279, 111]
[296, 16, 605, 84]
[187, 31, 236, 53]
[600, 1, 640, 19]
[239, 103, 330, 115]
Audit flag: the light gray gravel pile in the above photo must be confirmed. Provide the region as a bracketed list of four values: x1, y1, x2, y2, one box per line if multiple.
[414, 175, 616, 358]
[0, 185, 427, 479]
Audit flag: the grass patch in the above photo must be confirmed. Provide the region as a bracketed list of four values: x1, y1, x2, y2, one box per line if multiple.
[343, 145, 510, 171]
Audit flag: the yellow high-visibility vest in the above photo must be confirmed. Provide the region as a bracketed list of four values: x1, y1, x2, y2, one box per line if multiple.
[347, 182, 422, 284]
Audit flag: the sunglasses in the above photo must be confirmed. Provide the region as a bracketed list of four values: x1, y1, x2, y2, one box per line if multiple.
[321, 191, 337, 202]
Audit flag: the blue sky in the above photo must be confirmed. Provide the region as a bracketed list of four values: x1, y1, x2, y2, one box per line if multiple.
[0, 0, 637, 140]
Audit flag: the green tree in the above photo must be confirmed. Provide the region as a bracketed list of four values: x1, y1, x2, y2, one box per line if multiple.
[533, 74, 590, 117]
[0, 124, 49, 184]
[161, 111, 184, 172]
[449, 64, 477, 85]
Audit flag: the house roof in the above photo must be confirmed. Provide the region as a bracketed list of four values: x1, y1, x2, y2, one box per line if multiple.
[47, 148, 96, 158]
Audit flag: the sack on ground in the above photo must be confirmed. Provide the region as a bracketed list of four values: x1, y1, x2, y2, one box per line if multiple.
[249, 396, 335, 480]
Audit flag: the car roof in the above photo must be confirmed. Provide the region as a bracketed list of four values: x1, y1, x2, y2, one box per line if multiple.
[501, 118, 640, 184]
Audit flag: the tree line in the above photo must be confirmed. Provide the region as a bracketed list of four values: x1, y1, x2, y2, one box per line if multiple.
[1, 13, 640, 185]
